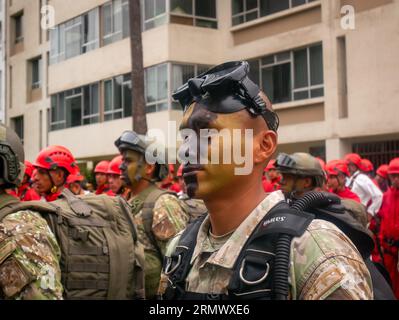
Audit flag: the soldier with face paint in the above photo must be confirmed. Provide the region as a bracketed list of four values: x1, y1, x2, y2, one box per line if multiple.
[158, 61, 375, 300]
[115, 131, 189, 299]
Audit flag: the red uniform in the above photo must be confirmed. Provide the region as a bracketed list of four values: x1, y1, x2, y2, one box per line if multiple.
[379, 187, 399, 298]
[262, 177, 280, 193]
[169, 183, 181, 193]
[95, 184, 111, 195]
[333, 187, 361, 203]
[17, 183, 41, 201]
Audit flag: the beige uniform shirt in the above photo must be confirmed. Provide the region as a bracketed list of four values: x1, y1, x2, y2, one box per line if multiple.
[162, 191, 373, 300]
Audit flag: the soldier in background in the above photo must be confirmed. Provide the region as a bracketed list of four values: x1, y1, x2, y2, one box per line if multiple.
[0, 124, 63, 299]
[115, 131, 189, 299]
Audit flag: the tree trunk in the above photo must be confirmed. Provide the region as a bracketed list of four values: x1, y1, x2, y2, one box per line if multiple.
[129, 0, 147, 134]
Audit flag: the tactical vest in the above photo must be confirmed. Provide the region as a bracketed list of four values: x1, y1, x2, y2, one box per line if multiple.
[130, 186, 208, 260]
[162, 196, 395, 300]
[0, 189, 145, 300]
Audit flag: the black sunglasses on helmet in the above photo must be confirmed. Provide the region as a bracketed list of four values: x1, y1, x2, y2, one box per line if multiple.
[172, 61, 279, 132]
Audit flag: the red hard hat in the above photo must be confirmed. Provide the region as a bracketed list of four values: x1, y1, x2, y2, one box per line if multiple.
[24, 160, 34, 178]
[34, 145, 78, 175]
[177, 164, 183, 177]
[316, 157, 326, 171]
[95, 161, 110, 174]
[265, 159, 276, 171]
[107, 155, 122, 175]
[376, 164, 389, 179]
[326, 160, 350, 177]
[388, 158, 399, 175]
[344, 153, 362, 168]
[67, 173, 84, 184]
[360, 159, 374, 172]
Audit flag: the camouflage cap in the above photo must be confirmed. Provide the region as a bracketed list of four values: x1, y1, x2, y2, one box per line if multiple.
[276, 152, 325, 177]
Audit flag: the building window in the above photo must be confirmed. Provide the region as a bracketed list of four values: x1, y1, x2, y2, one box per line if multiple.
[50, 83, 99, 131]
[11, 116, 24, 144]
[143, 0, 217, 31]
[104, 74, 132, 121]
[249, 43, 323, 104]
[171, 63, 212, 110]
[143, 0, 167, 31]
[145, 64, 168, 113]
[13, 11, 23, 43]
[102, 0, 129, 46]
[170, 0, 217, 28]
[232, 0, 316, 26]
[30, 56, 42, 89]
[50, 8, 99, 64]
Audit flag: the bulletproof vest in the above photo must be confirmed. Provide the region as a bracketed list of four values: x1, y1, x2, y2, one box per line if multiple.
[162, 196, 395, 300]
[0, 189, 145, 300]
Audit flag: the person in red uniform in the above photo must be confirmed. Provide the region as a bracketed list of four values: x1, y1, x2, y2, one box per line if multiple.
[262, 159, 281, 193]
[326, 160, 360, 202]
[94, 160, 111, 195]
[376, 164, 389, 192]
[378, 158, 399, 299]
[33, 145, 79, 202]
[107, 155, 130, 200]
[16, 160, 41, 201]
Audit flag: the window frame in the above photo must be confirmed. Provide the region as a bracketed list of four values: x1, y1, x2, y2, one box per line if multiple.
[103, 74, 132, 121]
[231, 0, 316, 26]
[14, 12, 24, 43]
[30, 56, 42, 90]
[169, 0, 218, 28]
[253, 43, 324, 104]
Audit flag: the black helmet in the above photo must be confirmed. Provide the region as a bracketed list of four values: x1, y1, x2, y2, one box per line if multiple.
[172, 61, 279, 132]
[115, 130, 169, 182]
[0, 124, 25, 188]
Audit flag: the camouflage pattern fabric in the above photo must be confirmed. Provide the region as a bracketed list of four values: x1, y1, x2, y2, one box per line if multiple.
[161, 191, 373, 300]
[0, 197, 63, 299]
[130, 192, 189, 299]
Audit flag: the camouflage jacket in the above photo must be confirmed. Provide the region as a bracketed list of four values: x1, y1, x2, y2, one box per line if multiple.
[0, 194, 63, 300]
[129, 187, 189, 299]
[161, 191, 373, 300]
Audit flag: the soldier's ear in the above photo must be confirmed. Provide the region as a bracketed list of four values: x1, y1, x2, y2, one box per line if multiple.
[254, 130, 277, 165]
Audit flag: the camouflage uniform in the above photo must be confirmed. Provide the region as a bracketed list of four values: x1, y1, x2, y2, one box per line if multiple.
[130, 187, 189, 299]
[160, 191, 373, 300]
[0, 194, 63, 299]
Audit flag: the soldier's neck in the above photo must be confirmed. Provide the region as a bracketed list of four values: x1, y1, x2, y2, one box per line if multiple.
[204, 180, 267, 236]
[130, 179, 151, 196]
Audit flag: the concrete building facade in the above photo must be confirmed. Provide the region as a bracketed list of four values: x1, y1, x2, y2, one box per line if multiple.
[5, 0, 399, 169]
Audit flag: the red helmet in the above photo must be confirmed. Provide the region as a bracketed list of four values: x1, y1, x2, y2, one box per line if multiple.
[24, 160, 34, 178]
[34, 145, 78, 175]
[67, 173, 84, 184]
[326, 160, 350, 177]
[95, 161, 110, 174]
[360, 159, 374, 172]
[344, 153, 362, 168]
[376, 164, 389, 179]
[177, 164, 183, 177]
[315, 157, 326, 171]
[265, 159, 276, 171]
[107, 155, 122, 175]
[388, 158, 399, 175]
